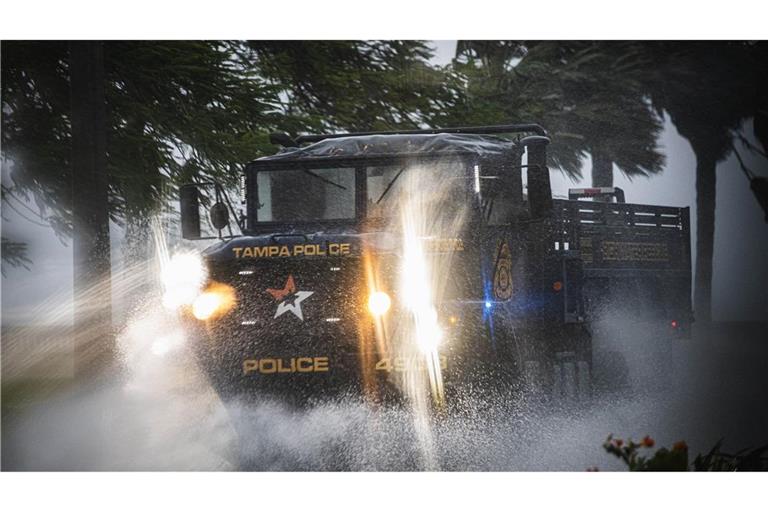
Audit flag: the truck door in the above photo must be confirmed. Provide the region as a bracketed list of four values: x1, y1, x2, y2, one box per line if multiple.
[476, 155, 528, 369]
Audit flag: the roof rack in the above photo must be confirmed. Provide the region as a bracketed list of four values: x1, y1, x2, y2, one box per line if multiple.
[269, 123, 548, 147]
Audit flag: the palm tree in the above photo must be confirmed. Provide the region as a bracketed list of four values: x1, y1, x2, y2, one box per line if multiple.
[69, 42, 112, 377]
[452, 41, 664, 185]
[641, 42, 767, 322]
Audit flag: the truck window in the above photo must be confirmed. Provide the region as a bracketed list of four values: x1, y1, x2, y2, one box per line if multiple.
[366, 160, 467, 220]
[482, 161, 524, 225]
[255, 167, 355, 222]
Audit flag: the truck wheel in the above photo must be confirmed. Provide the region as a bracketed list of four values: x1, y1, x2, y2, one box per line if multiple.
[551, 325, 592, 406]
[552, 351, 591, 405]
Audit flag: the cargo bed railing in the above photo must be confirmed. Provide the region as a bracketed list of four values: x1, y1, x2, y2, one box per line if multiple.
[552, 199, 692, 279]
[555, 199, 688, 230]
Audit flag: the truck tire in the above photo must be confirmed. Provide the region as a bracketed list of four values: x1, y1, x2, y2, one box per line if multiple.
[552, 348, 591, 405]
[525, 324, 592, 407]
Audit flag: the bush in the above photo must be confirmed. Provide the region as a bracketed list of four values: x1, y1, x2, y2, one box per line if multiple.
[600, 435, 768, 471]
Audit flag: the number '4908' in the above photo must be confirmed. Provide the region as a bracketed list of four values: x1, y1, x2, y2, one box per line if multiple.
[374, 356, 447, 372]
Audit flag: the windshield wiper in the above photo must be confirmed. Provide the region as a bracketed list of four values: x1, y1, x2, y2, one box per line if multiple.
[376, 166, 407, 204]
[302, 169, 347, 190]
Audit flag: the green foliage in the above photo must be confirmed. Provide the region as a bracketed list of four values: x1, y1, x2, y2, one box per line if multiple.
[447, 41, 665, 180]
[2, 42, 75, 236]
[1, 40, 450, 253]
[603, 434, 686, 471]
[603, 435, 768, 471]
[692, 439, 768, 471]
[247, 41, 455, 133]
[640, 42, 768, 161]
[2, 41, 283, 237]
[6, 40, 763, 274]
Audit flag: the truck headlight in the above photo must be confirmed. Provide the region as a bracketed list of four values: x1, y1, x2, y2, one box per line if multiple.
[192, 284, 235, 321]
[161, 252, 207, 310]
[368, 291, 392, 316]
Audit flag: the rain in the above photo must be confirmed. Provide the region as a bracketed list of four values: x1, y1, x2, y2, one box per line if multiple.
[2, 39, 767, 475]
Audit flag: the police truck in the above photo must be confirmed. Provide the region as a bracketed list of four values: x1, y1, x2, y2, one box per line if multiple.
[171, 124, 693, 410]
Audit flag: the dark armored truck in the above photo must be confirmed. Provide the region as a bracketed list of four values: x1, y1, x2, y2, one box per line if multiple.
[175, 124, 693, 409]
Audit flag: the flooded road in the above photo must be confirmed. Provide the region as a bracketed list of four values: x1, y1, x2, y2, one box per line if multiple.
[3, 306, 767, 471]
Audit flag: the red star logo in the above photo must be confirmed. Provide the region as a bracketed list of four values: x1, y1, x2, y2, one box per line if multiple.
[264, 275, 314, 321]
[266, 275, 296, 302]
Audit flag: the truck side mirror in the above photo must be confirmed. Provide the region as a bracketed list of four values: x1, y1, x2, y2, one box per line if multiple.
[210, 202, 230, 230]
[180, 184, 201, 240]
[521, 136, 553, 218]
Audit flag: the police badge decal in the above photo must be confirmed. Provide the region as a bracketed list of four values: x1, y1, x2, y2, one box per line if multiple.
[492, 241, 513, 300]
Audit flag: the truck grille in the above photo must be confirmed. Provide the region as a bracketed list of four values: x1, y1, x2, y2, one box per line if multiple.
[209, 257, 364, 335]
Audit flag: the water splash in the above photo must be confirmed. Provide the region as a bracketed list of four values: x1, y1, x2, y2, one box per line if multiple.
[5, 295, 767, 470]
[5, 214, 766, 471]
[366, 159, 470, 469]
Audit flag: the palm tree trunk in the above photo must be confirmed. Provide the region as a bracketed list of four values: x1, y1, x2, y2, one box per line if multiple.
[69, 41, 113, 378]
[591, 150, 614, 188]
[693, 148, 717, 323]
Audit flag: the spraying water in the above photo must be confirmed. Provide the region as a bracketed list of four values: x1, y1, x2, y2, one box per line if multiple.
[360, 158, 471, 470]
[4, 212, 767, 470]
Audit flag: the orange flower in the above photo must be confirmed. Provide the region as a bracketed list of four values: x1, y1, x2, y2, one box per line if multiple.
[672, 441, 688, 452]
[641, 435, 655, 448]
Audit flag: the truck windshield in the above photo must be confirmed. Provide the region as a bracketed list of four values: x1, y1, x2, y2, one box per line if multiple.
[253, 159, 468, 223]
[255, 167, 356, 222]
[366, 160, 467, 219]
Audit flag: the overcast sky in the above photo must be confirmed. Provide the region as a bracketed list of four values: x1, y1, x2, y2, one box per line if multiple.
[2, 42, 767, 325]
[429, 40, 457, 66]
